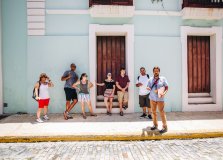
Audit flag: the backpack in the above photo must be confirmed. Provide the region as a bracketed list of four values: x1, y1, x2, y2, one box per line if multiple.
[32, 81, 41, 101]
[137, 74, 149, 81]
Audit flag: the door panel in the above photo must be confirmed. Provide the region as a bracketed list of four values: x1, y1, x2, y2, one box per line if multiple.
[96, 36, 125, 108]
[187, 36, 210, 93]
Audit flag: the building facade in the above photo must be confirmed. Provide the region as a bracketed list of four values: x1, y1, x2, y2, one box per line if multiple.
[0, 0, 223, 114]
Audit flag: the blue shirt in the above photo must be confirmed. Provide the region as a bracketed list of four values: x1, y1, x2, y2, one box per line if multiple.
[63, 70, 78, 89]
[148, 76, 168, 102]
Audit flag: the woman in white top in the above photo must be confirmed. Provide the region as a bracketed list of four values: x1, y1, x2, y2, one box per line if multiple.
[34, 73, 54, 123]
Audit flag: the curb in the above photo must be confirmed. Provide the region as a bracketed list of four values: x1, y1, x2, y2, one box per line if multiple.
[0, 132, 223, 143]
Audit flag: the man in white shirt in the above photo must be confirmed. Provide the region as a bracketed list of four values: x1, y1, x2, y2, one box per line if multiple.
[136, 67, 152, 119]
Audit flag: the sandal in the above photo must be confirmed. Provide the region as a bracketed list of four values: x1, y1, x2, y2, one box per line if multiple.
[82, 114, 87, 119]
[90, 113, 97, 117]
[63, 111, 68, 120]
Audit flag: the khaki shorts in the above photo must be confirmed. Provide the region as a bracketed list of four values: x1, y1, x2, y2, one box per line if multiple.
[117, 91, 128, 103]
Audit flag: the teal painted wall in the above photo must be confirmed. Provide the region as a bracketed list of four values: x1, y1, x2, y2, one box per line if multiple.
[27, 36, 89, 113]
[2, 0, 27, 113]
[2, 0, 223, 113]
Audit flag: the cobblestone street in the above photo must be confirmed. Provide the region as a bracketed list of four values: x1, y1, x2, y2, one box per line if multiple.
[0, 138, 223, 160]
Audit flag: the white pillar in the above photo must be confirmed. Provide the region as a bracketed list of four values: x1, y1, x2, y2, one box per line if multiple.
[0, 0, 3, 114]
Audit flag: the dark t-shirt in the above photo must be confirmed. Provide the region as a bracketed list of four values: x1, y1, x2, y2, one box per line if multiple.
[116, 75, 130, 91]
[63, 70, 78, 89]
[104, 80, 115, 89]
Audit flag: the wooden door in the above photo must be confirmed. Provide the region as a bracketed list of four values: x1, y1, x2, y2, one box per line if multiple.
[187, 36, 210, 93]
[97, 36, 125, 107]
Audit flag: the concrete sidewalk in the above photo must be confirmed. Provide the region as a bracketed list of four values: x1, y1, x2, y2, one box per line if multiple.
[0, 112, 223, 142]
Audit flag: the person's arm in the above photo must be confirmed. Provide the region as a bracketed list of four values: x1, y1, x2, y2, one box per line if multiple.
[72, 81, 80, 91]
[112, 82, 116, 95]
[161, 78, 169, 97]
[136, 83, 143, 87]
[135, 78, 143, 87]
[123, 77, 130, 91]
[61, 71, 71, 81]
[34, 83, 40, 100]
[96, 82, 105, 86]
[146, 79, 152, 90]
[161, 78, 169, 96]
[89, 82, 93, 89]
[48, 81, 54, 87]
[116, 81, 123, 91]
[47, 78, 54, 87]
[163, 86, 168, 95]
[124, 82, 130, 91]
[75, 73, 79, 82]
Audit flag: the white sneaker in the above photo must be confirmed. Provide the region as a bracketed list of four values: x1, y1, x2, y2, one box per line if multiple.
[43, 115, 50, 120]
[36, 118, 44, 123]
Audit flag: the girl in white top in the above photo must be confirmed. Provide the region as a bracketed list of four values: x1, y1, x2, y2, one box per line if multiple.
[34, 73, 54, 123]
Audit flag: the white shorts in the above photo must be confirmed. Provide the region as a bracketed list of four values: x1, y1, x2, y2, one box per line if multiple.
[78, 93, 90, 102]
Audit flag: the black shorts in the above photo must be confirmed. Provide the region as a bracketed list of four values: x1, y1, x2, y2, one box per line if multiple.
[64, 88, 77, 101]
[139, 94, 150, 108]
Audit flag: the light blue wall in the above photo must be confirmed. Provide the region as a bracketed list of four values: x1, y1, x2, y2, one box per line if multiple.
[134, 36, 182, 112]
[2, 0, 223, 113]
[2, 0, 27, 113]
[27, 36, 89, 113]
[46, 0, 89, 10]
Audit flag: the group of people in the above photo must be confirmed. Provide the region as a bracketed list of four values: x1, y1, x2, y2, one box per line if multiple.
[33, 63, 169, 134]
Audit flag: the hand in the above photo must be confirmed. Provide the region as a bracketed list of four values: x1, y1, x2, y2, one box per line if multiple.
[47, 77, 51, 82]
[146, 87, 151, 91]
[154, 90, 158, 94]
[121, 88, 126, 92]
[67, 74, 72, 79]
[159, 92, 165, 98]
[138, 83, 143, 87]
[36, 97, 40, 100]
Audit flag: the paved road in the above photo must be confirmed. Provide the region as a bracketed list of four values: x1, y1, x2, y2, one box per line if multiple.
[0, 138, 223, 160]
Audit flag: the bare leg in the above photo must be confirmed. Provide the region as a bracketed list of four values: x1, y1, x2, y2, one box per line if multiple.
[109, 98, 113, 113]
[119, 102, 123, 112]
[81, 102, 85, 115]
[66, 101, 70, 110]
[143, 107, 147, 114]
[66, 99, 78, 113]
[104, 97, 109, 112]
[148, 107, 152, 115]
[86, 101, 97, 116]
[44, 106, 48, 116]
[36, 108, 42, 119]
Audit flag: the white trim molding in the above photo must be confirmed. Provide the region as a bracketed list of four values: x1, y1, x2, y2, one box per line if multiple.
[46, 9, 181, 17]
[27, 0, 46, 36]
[182, 7, 223, 20]
[90, 5, 135, 18]
[181, 26, 222, 111]
[89, 24, 134, 113]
